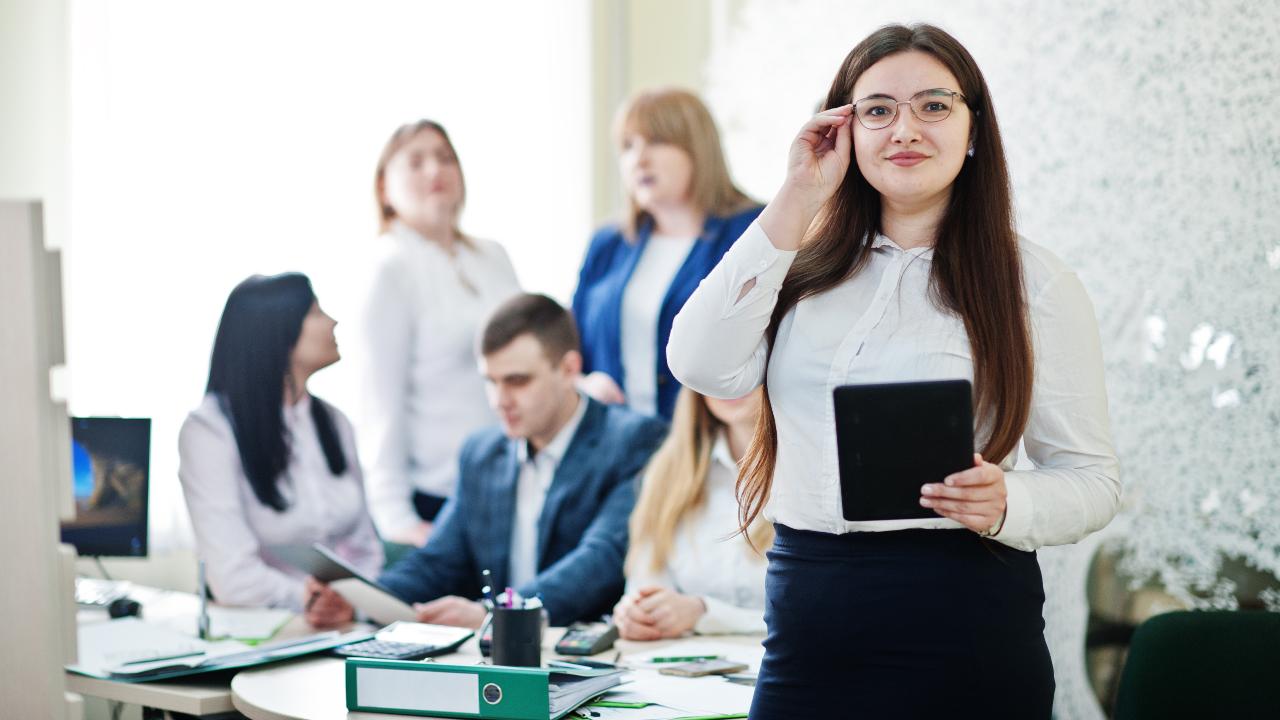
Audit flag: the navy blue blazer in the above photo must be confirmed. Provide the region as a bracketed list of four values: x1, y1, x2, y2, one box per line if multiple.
[572, 205, 763, 419]
[378, 398, 668, 627]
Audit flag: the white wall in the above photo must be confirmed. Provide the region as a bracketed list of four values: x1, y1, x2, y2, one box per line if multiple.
[0, 0, 77, 716]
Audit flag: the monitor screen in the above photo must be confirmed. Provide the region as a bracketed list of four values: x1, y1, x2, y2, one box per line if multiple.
[60, 417, 150, 557]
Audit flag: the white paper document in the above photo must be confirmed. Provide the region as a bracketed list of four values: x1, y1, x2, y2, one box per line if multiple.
[604, 673, 757, 715]
[71, 617, 213, 676]
[207, 606, 293, 640]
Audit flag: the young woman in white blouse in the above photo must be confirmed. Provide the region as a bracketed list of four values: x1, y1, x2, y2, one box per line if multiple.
[361, 120, 520, 546]
[668, 24, 1120, 718]
[613, 387, 769, 640]
[179, 273, 382, 623]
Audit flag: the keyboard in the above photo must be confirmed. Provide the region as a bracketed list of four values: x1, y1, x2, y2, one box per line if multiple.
[75, 577, 130, 607]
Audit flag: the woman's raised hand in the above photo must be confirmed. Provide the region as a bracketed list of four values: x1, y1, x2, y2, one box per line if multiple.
[759, 104, 854, 251]
[787, 104, 854, 205]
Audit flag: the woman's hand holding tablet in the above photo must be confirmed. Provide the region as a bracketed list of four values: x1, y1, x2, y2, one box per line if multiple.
[920, 452, 1008, 537]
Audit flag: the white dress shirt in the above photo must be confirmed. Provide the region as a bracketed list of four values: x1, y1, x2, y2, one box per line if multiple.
[509, 393, 590, 589]
[620, 234, 696, 416]
[626, 433, 767, 634]
[178, 394, 384, 610]
[359, 221, 520, 536]
[668, 221, 1121, 552]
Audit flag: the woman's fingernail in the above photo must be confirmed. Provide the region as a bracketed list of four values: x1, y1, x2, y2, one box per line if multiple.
[920, 498, 933, 507]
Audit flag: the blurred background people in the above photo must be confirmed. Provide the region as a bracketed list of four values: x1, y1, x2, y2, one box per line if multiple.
[573, 88, 761, 419]
[310, 294, 668, 628]
[614, 387, 770, 639]
[178, 273, 382, 622]
[359, 120, 520, 547]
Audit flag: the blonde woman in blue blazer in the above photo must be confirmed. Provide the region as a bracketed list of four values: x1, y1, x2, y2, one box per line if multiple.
[572, 88, 761, 420]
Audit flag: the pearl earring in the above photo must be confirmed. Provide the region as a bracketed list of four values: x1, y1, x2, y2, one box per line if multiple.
[967, 144, 976, 157]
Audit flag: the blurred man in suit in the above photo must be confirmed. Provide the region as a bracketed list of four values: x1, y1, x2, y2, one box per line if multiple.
[306, 293, 667, 628]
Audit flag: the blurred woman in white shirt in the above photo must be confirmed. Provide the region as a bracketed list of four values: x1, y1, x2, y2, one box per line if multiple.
[613, 387, 770, 639]
[360, 120, 520, 546]
[179, 273, 382, 623]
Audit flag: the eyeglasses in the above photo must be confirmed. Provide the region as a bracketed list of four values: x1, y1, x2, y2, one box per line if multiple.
[852, 88, 967, 130]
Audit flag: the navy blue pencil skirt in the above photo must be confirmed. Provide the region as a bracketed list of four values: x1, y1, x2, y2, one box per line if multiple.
[749, 525, 1054, 719]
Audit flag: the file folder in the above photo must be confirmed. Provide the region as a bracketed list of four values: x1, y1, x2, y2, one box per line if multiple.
[344, 657, 624, 719]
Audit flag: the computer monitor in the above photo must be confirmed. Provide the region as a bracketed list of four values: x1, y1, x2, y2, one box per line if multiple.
[60, 417, 150, 557]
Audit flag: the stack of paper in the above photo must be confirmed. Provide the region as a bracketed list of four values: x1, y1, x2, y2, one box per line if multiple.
[548, 671, 627, 717]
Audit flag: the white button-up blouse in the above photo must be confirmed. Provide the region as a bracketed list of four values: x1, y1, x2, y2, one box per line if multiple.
[358, 222, 520, 536]
[178, 394, 384, 610]
[667, 221, 1121, 552]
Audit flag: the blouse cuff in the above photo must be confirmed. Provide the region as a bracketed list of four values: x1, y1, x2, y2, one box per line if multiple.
[992, 472, 1035, 551]
[720, 222, 797, 306]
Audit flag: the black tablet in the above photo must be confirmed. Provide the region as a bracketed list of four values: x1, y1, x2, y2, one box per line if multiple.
[833, 379, 974, 522]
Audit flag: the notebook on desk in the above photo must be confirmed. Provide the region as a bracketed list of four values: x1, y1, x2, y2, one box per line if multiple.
[68, 617, 368, 682]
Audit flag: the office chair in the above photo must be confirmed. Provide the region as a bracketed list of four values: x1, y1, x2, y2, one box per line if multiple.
[1113, 609, 1280, 718]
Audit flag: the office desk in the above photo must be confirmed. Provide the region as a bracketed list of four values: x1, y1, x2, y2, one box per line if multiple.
[232, 633, 764, 720]
[65, 672, 237, 718]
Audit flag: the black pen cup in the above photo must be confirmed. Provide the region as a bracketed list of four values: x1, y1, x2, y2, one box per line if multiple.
[490, 606, 543, 667]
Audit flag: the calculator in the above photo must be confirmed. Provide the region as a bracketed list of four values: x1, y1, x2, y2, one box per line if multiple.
[333, 638, 446, 661]
[554, 622, 618, 656]
[333, 622, 473, 661]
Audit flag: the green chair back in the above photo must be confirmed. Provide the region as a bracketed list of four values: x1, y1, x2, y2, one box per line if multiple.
[1114, 609, 1280, 718]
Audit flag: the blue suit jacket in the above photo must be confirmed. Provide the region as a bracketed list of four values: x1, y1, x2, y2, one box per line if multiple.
[378, 398, 668, 627]
[572, 205, 763, 419]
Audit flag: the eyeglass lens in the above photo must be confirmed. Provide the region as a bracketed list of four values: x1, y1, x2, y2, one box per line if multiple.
[855, 90, 957, 129]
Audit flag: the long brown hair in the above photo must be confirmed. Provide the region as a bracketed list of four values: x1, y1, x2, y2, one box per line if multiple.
[614, 88, 757, 239]
[629, 388, 772, 574]
[737, 24, 1034, 538]
[373, 119, 469, 243]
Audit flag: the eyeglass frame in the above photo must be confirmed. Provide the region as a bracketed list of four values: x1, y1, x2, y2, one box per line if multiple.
[851, 88, 969, 130]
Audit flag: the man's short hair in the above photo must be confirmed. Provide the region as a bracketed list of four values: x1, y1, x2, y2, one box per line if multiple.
[480, 293, 580, 361]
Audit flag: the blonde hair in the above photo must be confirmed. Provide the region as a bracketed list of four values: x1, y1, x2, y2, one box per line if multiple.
[373, 119, 471, 245]
[627, 388, 773, 575]
[613, 88, 755, 239]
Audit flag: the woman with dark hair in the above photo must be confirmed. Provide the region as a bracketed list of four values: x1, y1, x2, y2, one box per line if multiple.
[360, 120, 519, 547]
[669, 24, 1120, 717]
[179, 273, 382, 622]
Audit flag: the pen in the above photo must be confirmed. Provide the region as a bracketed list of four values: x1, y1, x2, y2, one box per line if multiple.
[650, 654, 723, 663]
[196, 559, 210, 640]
